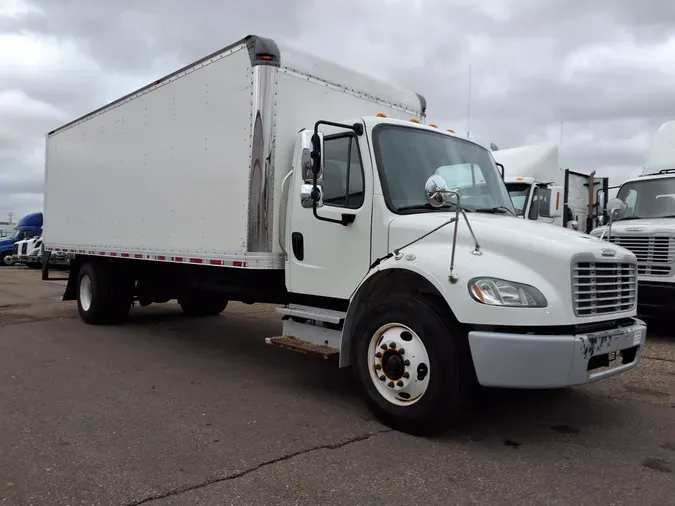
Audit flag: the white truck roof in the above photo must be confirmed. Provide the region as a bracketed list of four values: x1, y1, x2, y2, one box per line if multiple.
[491, 144, 559, 183]
[642, 120, 675, 175]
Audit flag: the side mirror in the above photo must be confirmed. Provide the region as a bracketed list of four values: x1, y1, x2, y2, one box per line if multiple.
[302, 131, 325, 183]
[300, 183, 323, 209]
[606, 198, 627, 222]
[495, 162, 505, 180]
[424, 174, 450, 208]
[548, 185, 563, 218]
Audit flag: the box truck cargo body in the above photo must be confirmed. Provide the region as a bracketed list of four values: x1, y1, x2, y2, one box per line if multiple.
[43, 35, 647, 434]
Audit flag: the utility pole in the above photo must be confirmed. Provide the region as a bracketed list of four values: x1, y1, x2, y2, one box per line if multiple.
[8, 212, 13, 224]
[466, 64, 472, 139]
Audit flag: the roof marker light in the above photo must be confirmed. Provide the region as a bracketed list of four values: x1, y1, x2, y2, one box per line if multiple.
[376, 113, 387, 118]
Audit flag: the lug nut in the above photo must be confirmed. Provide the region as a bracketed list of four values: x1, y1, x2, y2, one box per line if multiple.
[403, 372, 410, 379]
[380, 344, 387, 350]
[404, 360, 410, 366]
[396, 380, 404, 387]
[375, 364, 382, 370]
[379, 375, 386, 381]
[399, 348, 405, 355]
[388, 381, 395, 388]
[389, 342, 397, 349]
[375, 352, 382, 358]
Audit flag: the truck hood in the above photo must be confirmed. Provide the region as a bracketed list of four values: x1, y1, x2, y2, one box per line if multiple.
[385, 212, 637, 327]
[388, 212, 617, 260]
[0, 238, 14, 250]
[591, 217, 675, 236]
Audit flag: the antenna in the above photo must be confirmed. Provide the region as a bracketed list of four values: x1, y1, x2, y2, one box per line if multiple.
[466, 65, 472, 139]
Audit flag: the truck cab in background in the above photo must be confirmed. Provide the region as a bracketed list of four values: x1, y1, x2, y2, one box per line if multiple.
[492, 144, 609, 232]
[0, 212, 43, 266]
[590, 121, 675, 316]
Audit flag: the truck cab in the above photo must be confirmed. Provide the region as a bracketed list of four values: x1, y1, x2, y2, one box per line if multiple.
[492, 144, 608, 232]
[0, 212, 43, 265]
[590, 121, 675, 316]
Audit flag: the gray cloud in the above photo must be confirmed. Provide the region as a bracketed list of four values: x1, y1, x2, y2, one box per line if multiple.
[1, 0, 674, 219]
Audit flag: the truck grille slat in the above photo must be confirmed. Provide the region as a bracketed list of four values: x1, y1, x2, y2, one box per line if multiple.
[608, 235, 675, 276]
[572, 261, 637, 317]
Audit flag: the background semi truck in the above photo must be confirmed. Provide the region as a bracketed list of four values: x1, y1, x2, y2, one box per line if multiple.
[492, 144, 609, 232]
[591, 120, 675, 316]
[43, 34, 647, 434]
[0, 212, 43, 265]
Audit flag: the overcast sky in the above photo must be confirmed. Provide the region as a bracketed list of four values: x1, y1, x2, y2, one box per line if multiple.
[1, 0, 674, 221]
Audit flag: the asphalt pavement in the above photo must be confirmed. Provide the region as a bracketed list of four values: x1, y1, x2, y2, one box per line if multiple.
[1, 267, 674, 505]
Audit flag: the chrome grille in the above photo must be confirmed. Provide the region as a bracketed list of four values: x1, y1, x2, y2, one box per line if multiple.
[608, 235, 675, 277]
[573, 261, 637, 317]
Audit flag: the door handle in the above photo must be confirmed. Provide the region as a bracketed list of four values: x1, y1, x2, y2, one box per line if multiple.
[291, 232, 304, 261]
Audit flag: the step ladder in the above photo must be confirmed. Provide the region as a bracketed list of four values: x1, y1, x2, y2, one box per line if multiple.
[266, 304, 346, 359]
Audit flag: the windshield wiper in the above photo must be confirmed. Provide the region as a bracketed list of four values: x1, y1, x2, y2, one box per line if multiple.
[397, 202, 458, 212]
[473, 206, 516, 216]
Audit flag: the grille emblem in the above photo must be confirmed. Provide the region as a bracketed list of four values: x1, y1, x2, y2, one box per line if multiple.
[601, 249, 617, 257]
[625, 227, 645, 232]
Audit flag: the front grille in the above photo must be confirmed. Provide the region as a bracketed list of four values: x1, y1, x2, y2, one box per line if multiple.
[573, 261, 637, 317]
[608, 235, 675, 277]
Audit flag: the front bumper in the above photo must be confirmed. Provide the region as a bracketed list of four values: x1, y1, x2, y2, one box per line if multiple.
[468, 318, 647, 388]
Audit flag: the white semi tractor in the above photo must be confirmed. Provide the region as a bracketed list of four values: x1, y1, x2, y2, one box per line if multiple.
[42, 35, 647, 434]
[493, 144, 610, 232]
[591, 120, 675, 316]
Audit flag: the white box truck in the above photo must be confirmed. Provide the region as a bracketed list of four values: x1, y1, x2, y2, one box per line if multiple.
[492, 144, 609, 232]
[42, 35, 647, 434]
[590, 120, 675, 316]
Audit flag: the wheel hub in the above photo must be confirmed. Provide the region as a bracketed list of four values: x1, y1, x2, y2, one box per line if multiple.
[367, 323, 431, 406]
[381, 350, 405, 380]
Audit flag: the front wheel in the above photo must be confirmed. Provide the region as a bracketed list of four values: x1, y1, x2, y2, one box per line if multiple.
[353, 294, 473, 435]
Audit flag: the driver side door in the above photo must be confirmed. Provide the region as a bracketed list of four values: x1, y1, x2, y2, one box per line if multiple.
[286, 129, 373, 300]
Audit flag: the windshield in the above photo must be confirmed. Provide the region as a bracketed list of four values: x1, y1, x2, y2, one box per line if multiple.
[372, 125, 515, 214]
[616, 177, 675, 219]
[11, 227, 21, 239]
[505, 182, 531, 216]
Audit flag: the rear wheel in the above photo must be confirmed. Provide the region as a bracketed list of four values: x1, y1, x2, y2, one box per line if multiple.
[178, 292, 228, 317]
[353, 294, 473, 435]
[77, 262, 133, 325]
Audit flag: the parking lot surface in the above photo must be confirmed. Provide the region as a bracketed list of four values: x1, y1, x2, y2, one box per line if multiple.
[1, 266, 674, 505]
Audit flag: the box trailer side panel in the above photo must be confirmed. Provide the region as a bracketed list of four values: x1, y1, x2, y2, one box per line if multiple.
[45, 44, 254, 260]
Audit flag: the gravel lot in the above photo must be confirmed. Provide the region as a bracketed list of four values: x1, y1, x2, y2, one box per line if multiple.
[1, 266, 674, 505]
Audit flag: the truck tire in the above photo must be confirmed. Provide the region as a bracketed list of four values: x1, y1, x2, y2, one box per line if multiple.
[1, 252, 12, 266]
[352, 294, 472, 436]
[77, 262, 132, 325]
[178, 293, 228, 317]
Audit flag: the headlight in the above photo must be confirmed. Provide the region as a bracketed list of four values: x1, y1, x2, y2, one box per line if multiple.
[469, 278, 547, 307]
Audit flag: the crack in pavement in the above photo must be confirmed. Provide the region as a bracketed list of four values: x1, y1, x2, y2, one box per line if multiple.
[643, 355, 675, 364]
[125, 428, 393, 506]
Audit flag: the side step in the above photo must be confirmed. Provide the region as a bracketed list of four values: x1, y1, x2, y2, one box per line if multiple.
[266, 313, 342, 359]
[276, 304, 346, 324]
[265, 336, 339, 359]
